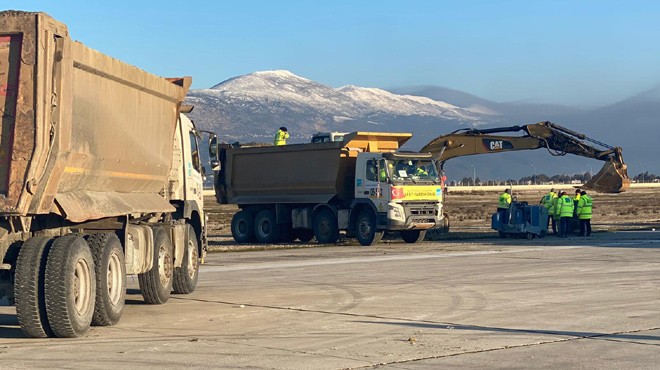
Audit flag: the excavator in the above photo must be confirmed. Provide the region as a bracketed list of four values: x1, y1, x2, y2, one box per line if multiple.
[421, 121, 630, 193]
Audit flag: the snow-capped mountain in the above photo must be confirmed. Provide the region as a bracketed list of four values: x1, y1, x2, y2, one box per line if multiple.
[185, 70, 657, 180]
[185, 70, 495, 148]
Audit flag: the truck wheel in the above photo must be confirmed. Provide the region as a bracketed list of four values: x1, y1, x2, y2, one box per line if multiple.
[173, 224, 200, 294]
[44, 235, 96, 338]
[87, 233, 125, 326]
[254, 209, 280, 243]
[401, 230, 427, 244]
[231, 210, 255, 243]
[313, 208, 339, 244]
[138, 227, 174, 304]
[14, 236, 55, 338]
[295, 229, 315, 243]
[355, 209, 383, 246]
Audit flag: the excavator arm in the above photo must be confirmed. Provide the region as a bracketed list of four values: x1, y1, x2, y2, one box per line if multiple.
[421, 121, 630, 193]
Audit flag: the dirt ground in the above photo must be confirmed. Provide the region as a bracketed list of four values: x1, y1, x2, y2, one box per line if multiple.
[204, 186, 660, 251]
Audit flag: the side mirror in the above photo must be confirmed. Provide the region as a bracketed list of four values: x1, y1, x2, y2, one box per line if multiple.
[208, 134, 218, 159]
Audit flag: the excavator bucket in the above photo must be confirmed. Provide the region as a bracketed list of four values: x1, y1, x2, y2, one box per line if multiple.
[582, 157, 630, 193]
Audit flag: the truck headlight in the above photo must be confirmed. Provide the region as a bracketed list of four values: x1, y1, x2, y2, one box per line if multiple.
[388, 203, 405, 221]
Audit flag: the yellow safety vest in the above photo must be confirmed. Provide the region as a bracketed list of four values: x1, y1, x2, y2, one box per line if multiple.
[553, 196, 562, 217]
[541, 192, 556, 209]
[559, 195, 574, 217]
[274, 130, 289, 146]
[577, 195, 592, 220]
[498, 193, 511, 208]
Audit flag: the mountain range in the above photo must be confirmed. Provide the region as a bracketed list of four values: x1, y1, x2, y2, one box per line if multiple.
[185, 70, 658, 181]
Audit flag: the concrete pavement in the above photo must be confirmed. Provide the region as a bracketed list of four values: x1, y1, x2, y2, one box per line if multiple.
[0, 231, 658, 369]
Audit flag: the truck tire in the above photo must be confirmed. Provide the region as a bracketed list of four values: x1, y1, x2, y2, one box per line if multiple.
[231, 210, 255, 243]
[401, 230, 426, 244]
[87, 233, 126, 326]
[355, 209, 383, 246]
[138, 227, 174, 304]
[313, 208, 339, 244]
[44, 235, 96, 338]
[173, 224, 200, 294]
[254, 209, 280, 243]
[14, 236, 55, 338]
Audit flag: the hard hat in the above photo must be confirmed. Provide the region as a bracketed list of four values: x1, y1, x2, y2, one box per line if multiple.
[280, 126, 287, 132]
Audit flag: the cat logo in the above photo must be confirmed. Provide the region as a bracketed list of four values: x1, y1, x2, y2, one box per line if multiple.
[489, 140, 504, 150]
[482, 139, 513, 151]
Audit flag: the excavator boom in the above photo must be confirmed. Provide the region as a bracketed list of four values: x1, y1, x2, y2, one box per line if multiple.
[421, 121, 630, 193]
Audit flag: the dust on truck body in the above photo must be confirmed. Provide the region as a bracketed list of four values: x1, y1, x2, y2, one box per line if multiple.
[0, 11, 207, 338]
[216, 132, 447, 246]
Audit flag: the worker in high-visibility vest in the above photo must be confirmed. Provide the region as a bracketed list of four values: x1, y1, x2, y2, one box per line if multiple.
[540, 188, 557, 232]
[273, 126, 289, 146]
[577, 190, 593, 236]
[553, 191, 563, 235]
[497, 189, 512, 221]
[559, 191, 575, 238]
[573, 189, 581, 217]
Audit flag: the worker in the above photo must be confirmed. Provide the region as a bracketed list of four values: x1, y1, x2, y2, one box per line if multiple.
[497, 189, 512, 220]
[413, 162, 428, 176]
[558, 191, 575, 238]
[274, 126, 289, 146]
[553, 191, 563, 235]
[577, 190, 593, 236]
[540, 188, 557, 233]
[573, 189, 581, 217]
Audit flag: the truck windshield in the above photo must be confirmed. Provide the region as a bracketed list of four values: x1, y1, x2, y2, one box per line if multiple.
[387, 159, 439, 184]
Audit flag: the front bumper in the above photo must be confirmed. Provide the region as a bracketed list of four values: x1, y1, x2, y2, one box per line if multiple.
[385, 201, 443, 230]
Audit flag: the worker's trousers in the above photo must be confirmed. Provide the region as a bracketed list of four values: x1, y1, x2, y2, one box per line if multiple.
[579, 219, 592, 237]
[559, 217, 572, 237]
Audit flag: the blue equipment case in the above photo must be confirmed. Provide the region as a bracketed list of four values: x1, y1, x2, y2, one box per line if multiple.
[492, 201, 549, 239]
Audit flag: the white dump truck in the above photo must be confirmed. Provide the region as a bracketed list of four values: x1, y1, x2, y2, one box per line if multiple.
[0, 11, 208, 337]
[213, 132, 447, 246]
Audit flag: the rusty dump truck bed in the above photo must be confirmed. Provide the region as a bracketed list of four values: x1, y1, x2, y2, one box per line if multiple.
[219, 132, 411, 205]
[0, 11, 189, 221]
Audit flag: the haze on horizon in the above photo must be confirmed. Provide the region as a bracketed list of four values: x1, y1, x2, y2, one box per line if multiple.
[6, 0, 660, 106]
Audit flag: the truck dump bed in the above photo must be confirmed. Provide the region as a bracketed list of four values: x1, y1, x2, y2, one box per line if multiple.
[0, 11, 189, 221]
[218, 132, 411, 205]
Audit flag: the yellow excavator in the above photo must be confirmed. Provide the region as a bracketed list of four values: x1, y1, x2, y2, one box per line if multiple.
[421, 121, 630, 193]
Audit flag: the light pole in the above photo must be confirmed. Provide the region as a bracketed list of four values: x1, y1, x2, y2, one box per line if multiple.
[471, 164, 476, 185]
[531, 164, 536, 185]
[642, 166, 645, 183]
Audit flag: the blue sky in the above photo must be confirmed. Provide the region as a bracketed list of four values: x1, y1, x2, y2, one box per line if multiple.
[5, 1, 660, 105]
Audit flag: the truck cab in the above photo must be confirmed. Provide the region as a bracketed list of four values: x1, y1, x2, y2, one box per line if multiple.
[352, 151, 444, 244]
[311, 132, 349, 143]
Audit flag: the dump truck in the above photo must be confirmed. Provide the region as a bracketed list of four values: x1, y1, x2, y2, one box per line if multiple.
[212, 132, 447, 246]
[0, 11, 208, 338]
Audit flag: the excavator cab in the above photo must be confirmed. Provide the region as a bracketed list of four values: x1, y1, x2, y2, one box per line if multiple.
[421, 121, 630, 193]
